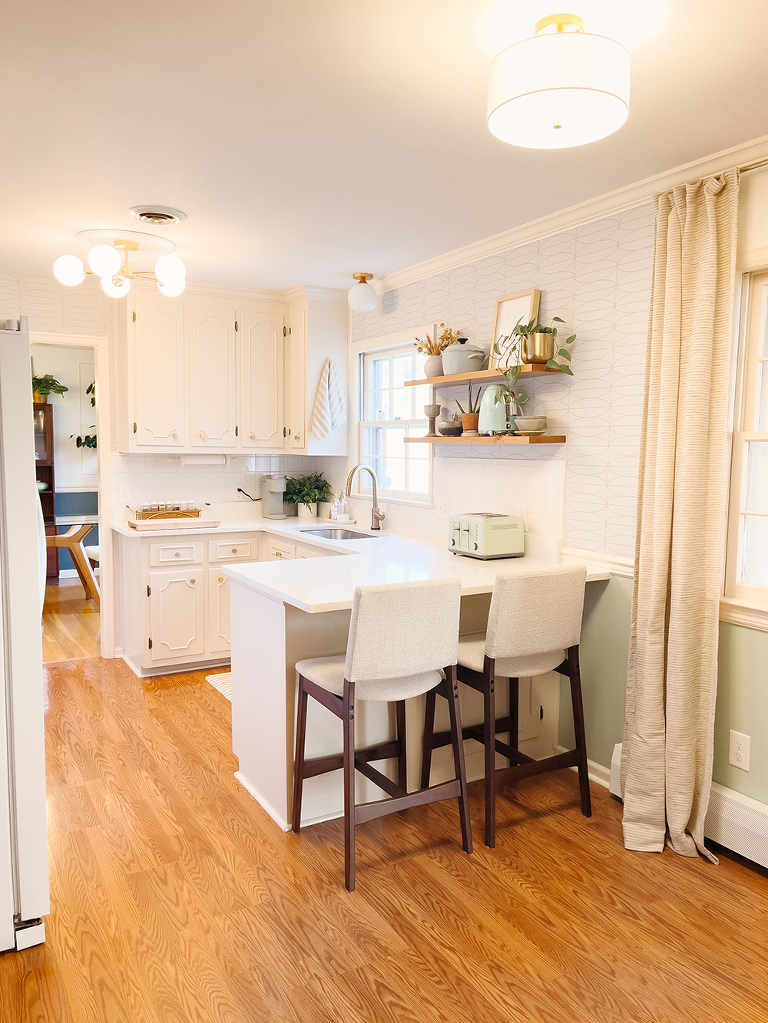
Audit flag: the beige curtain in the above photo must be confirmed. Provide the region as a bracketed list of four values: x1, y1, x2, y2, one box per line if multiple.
[621, 170, 740, 858]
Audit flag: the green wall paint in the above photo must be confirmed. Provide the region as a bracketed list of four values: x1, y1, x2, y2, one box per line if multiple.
[558, 577, 768, 808]
[559, 575, 632, 771]
[714, 622, 768, 803]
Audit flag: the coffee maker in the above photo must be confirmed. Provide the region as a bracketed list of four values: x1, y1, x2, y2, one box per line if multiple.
[260, 474, 287, 519]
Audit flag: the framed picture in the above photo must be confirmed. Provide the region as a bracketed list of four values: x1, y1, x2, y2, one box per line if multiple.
[490, 288, 540, 368]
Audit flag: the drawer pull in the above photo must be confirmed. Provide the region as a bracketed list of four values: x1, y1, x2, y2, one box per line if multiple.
[174, 551, 181, 558]
[274, 551, 283, 558]
[218, 576, 224, 583]
[190, 578, 196, 585]
[232, 547, 238, 553]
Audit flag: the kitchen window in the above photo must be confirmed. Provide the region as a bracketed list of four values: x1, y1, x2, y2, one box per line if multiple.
[724, 269, 768, 620]
[358, 345, 432, 503]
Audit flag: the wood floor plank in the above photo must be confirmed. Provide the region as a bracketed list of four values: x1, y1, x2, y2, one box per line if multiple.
[1, 654, 765, 1023]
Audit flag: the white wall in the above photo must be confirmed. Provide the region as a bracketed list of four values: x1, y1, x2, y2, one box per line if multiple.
[30, 344, 97, 490]
[349, 205, 655, 558]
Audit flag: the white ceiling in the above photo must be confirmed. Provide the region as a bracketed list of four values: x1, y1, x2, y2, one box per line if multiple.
[4, 0, 768, 291]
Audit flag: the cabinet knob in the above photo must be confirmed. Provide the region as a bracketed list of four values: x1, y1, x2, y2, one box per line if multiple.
[218, 576, 224, 583]
[294, 435, 300, 441]
[274, 551, 283, 558]
[171, 431, 177, 439]
[250, 433, 255, 441]
[174, 551, 181, 558]
[231, 548, 237, 554]
[190, 578, 196, 585]
[200, 432, 206, 439]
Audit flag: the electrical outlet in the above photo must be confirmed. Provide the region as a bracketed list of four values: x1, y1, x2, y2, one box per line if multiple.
[436, 497, 450, 519]
[729, 730, 751, 771]
[118, 485, 130, 506]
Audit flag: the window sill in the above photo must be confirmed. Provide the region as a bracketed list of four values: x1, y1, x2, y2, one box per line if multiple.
[720, 598, 768, 632]
[351, 492, 432, 510]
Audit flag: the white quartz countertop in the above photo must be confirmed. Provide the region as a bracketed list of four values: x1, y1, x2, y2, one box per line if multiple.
[222, 526, 611, 614]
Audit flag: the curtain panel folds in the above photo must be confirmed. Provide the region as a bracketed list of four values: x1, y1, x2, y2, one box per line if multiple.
[622, 170, 740, 858]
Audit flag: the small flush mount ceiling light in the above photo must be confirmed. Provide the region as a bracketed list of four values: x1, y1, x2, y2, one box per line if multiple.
[487, 9, 630, 149]
[348, 273, 377, 313]
[53, 227, 186, 299]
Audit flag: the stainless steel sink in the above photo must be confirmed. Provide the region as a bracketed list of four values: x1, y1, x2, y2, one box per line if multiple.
[301, 528, 379, 540]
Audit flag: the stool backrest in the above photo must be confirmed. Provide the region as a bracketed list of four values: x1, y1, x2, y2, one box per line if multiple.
[485, 565, 587, 662]
[345, 578, 461, 685]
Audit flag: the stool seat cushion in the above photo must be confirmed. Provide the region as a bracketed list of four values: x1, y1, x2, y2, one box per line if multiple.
[458, 633, 565, 679]
[296, 655, 443, 702]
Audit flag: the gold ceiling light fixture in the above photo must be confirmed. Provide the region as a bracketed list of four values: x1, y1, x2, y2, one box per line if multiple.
[53, 225, 187, 298]
[487, 6, 631, 149]
[347, 272, 377, 312]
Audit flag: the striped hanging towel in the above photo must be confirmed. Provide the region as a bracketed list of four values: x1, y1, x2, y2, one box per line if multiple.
[310, 358, 347, 440]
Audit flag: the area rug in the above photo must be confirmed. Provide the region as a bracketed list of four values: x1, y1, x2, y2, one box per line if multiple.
[205, 671, 232, 701]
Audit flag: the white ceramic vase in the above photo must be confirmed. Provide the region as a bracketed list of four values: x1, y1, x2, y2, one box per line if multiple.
[424, 355, 443, 378]
[298, 502, 317, 518]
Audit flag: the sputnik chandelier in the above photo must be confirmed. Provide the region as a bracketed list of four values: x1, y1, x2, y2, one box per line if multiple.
[54, 213, 187, 298]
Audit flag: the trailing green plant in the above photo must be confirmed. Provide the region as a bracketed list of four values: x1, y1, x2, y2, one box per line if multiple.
[71, 381, 97, 448]
[494, 365, 531, 415]
[493, 316, 576, 375]
[284, 471, 333, 509]
[32, 374, 68, 397]
[456, 382, 483, 415]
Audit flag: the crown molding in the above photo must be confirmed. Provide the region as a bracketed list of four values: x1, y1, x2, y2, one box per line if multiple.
[285, 285, 347, 305]
[130, 277, 286, 307]
[378, 134, 768, 293]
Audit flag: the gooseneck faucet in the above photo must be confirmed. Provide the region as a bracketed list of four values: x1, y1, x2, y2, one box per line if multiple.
[345, 464, 386, 531]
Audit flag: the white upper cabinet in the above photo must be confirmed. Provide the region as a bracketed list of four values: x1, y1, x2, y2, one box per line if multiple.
[125, 292, 186, 448]
[240, 310, 284, 451]
[285, 288, 348, 456]
[188, 305, 238, 449]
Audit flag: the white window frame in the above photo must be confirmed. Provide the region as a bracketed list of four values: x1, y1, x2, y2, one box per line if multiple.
[349, 326, 436, 506]
[723, 270, 768, 629]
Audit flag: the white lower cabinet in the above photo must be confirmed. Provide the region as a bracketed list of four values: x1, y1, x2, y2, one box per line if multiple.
[208, 567, 231, 655]
[149, 567, 206, 663]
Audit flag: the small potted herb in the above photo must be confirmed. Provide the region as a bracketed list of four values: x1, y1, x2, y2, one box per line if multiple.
[456, 383, 483, 435]
[284, 471, 333, 518]
[32, 374, 68, 403]
[494, 317, 575, 373]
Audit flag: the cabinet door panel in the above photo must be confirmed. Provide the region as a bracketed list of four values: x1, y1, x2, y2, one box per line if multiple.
[208, 567, 231, 654]
[285, 307, 306, 451]
[240, 311, 284, 450]
[149, 568, 205, 662]
[189, 306, 237, 448]
[134, 296, 185, 447]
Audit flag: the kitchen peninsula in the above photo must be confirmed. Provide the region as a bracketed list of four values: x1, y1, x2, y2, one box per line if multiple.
[223, 526, 610, 831]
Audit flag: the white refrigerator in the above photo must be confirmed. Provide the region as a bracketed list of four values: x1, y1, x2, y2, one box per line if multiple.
[0, 315, 50, 951]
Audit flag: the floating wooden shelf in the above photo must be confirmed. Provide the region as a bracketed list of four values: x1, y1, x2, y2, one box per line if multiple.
[405, 365, 560, 388]
[404, 434, 566, 445]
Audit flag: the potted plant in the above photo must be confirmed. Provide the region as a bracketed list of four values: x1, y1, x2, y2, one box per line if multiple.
[284, 471, 333, 518]
[32, 374, 68, 403]
[414, 326, 459, 378]
[456, 382, 483, 435]
[495, 317, 575, 373]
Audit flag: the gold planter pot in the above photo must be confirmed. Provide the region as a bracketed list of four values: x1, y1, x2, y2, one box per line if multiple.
[522, 331, 554, 365]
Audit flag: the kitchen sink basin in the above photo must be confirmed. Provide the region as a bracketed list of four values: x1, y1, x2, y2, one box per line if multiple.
[302, 528, 379, 540]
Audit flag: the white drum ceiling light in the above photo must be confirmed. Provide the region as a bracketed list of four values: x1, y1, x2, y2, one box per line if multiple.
[347, 273, 377, 312]
[487, 10, 631, 149]
[53, 226, 186, 298]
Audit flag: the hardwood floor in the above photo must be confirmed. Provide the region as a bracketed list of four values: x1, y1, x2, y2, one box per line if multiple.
[2, 656, 767, 1023]
[42, 579, 100, 662]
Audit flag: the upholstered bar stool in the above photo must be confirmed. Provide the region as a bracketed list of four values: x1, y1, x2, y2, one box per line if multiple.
[292, 578, 472, 892]
[421, 564, 590, 848]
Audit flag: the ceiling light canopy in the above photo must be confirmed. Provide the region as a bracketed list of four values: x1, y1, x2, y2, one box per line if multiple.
[53, 228, 186, 299]
[348, 273, 377, 313]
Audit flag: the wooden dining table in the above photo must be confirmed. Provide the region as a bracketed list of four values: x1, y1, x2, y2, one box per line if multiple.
[46, 522, 100, 606]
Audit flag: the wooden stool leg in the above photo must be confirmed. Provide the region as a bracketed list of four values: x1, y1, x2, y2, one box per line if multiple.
[445, 666, 472, 854]
[420, 689, 437, 789]
[396, 700, 407, 791]
[508, 676, 519, 763]
[292, 676, 309, 833]
[342, 680, 356, 892]
[483, 658, 497, 848]
[568, 646, 591, 818]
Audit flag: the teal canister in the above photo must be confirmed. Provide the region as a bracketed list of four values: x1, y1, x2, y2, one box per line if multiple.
[477, 384, 508, 435]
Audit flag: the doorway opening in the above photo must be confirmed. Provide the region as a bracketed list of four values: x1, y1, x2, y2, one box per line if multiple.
[30, 332, 113, 663]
